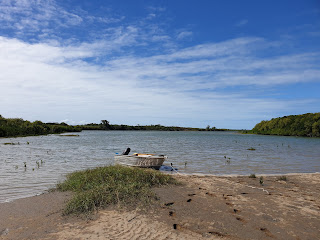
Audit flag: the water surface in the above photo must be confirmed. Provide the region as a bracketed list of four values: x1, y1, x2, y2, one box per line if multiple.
[1, 131, 319, 202]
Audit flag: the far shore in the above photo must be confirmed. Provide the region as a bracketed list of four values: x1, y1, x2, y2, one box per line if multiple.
[1, 172, 319, 240]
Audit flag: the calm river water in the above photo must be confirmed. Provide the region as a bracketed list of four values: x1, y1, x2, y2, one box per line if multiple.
[1, 130, 320, 202]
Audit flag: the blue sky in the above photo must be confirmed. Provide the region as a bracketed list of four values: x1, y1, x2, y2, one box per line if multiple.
[0, 0, 319, 129]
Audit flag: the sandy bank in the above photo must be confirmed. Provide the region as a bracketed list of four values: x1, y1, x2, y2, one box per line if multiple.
[1, 173, 319, 239]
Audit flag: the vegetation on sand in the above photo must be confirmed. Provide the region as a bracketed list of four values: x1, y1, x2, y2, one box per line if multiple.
[259, 176, 264, 185]
[56, 165, 178, 215]
[278, 176, 287, 181]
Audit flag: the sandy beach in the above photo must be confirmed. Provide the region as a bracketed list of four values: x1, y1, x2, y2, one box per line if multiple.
[1, 173, 319, 240]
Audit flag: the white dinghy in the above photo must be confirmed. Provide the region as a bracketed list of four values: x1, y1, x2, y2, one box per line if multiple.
[114, 148, 167, 170]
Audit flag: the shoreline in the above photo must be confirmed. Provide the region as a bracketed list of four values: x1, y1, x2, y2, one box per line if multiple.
[177, 171, 320, 177]
[1, 171, 319, 204]
[1, 172, 320, 239]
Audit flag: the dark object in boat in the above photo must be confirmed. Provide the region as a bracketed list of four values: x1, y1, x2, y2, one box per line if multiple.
[122, 148, 131, 155]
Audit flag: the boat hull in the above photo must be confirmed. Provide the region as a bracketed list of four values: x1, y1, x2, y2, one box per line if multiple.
[114, 155, 166, 170]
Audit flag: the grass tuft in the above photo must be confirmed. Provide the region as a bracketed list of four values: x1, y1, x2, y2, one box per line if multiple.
[56, 165, 178, 215]
[249, 173, 256, 178]
[278, 175, 287, 181]
[259, 176, 264, 185]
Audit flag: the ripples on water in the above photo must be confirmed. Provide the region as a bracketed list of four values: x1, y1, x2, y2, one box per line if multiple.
[1, 130, 320, 202]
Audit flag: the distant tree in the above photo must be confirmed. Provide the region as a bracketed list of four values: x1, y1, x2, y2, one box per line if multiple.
[205, 125, 216, 131]
[101, 120, 112, 130]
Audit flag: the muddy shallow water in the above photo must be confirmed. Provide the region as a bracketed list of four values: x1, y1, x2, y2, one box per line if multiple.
[1, 130, 320, 202]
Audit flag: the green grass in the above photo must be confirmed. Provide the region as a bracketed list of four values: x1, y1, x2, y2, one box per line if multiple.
[249, 173, 256, 178]
[259, 176, 264, 185]
[56, 165, 178, 215]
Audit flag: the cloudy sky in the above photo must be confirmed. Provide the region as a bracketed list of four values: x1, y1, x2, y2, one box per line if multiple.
[0, 0, 319, 129]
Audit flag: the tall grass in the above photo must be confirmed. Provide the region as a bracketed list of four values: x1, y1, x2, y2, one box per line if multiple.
[56, 165, 178, 215]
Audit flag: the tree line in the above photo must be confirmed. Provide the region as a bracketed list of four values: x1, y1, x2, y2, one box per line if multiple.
[249, 113, 320, 137]
[0, 115, 81, 138]
[0, 115, 224, 138]
[80, 120, 204, 131]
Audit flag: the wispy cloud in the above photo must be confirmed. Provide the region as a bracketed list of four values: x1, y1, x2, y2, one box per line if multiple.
[0, 1, 319, 129]
[0, 0, 82, 31]
[0, 0, 126, 42]
[235, 19, 248, 27]
[0, 1, 174, 53]
[1, 34, 319, 128]
[176, 31, 193, 40]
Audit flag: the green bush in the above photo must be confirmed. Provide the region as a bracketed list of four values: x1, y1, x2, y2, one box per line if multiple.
[251, 113, 320, 137]
[0, 115, 81, 137]
[57, 165, 178, 215]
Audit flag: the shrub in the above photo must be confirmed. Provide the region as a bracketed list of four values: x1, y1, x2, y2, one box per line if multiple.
[278, 175, 287, 181]
[57, 165, 178, 215]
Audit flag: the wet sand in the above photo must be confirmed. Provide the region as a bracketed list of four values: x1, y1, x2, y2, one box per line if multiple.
[1, 173, 319, 240]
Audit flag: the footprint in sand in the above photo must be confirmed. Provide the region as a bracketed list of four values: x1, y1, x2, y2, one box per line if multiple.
[164, 202, 175, 206]
[205, 192, 216, 197]
[260, 227, 274, 237]
[169, 211, 176, 217]
[188, 193, 196, 196]
[233, 208, 240, 213]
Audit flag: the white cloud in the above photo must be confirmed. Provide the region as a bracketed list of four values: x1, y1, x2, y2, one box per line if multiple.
[176, 31, 193, 40]
[0, 0, 127, 41]
[89, 15, 125, 24]
[0, 35, 319, 129]
[235, 19, 248, 27]
[0, 0, 82, 32]
[152, 35, 171, 42]
[147, 6, 166, 12]
[146, 13, 156, 19]
[0, 2, 318, 129]
[165, 37, 264, 60]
